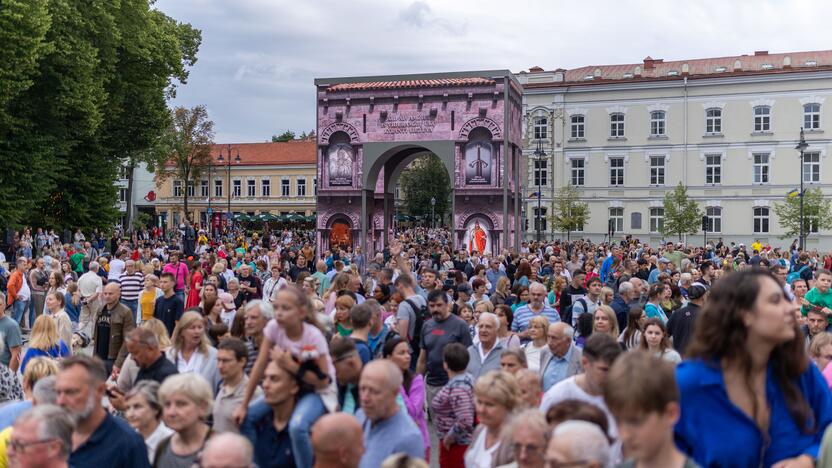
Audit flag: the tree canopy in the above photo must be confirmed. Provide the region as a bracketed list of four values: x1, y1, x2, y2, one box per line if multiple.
[399, 154, 451, 223]
[0, 0, 200, 230]
[550, 184, 589, 241]
[660, 183, 702, 241]
[773, 188, 832, 240]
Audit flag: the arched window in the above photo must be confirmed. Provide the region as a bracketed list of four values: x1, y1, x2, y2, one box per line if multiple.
[533, 116, 548, 140]
[464, 127, 493, 185]
[705, 108, 722, 134]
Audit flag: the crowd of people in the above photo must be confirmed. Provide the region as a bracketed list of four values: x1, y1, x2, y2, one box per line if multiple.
[1, 225, 832, 467]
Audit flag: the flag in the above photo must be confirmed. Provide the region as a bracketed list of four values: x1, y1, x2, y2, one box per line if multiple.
[528, 192, 540, 199]
[787, 189, 800, 198]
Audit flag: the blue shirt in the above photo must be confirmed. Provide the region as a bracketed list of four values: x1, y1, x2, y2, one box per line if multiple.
[511, 304, 560, 333]
[644, 303, 668, 324]
[542, 345, 574, 392]
[599, 254, 614, 283]
[69, 412, 150, 468]
[357, 408, 424, 468]
[675, 359, 832, 467]
[0, 401, 31, 430]
[21, 341, 70, 374]
[240, 402, 295, 468]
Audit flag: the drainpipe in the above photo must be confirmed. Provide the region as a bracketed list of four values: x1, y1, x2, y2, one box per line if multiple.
[683, 76, 689, 245]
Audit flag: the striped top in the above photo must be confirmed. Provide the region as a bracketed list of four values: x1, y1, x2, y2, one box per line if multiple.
[118, 272, 145, 301]
[511, 304, 561, 333]
[431, 373, 476, 445]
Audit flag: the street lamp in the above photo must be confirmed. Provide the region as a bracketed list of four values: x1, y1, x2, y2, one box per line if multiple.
[533, 138, 546, 243]
[430, 197, 436, 228]
[217, 145, 241, 234]
[796, 128, 809, 250]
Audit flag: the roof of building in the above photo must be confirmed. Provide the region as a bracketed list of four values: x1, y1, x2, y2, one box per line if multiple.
[209, 140, 315, 166]
[326, 77, 495, 92]
[522, 50, 832, 87]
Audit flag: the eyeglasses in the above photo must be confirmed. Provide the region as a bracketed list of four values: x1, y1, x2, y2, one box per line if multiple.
[512, 442, 542, 455]
[8, 438, 56, 453]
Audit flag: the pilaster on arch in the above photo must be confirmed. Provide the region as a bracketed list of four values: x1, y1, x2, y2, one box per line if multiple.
[457, 117, 503, 141]
[319, 122, 361, 145]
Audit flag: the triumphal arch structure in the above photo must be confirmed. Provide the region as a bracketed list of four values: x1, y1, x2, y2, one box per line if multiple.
[314, 71, 524, 256]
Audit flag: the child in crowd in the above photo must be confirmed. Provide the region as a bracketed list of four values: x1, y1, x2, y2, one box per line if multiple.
[431, 343, 476, 468]
[603, 350, 700, 468]
[334, 294, 355, 336]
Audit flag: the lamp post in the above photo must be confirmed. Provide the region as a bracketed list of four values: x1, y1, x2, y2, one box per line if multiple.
[430, 197, 436, 229]
[533, 138, 546, 243]
[796, 128, 809, 250]
[217, 145, 241, 235]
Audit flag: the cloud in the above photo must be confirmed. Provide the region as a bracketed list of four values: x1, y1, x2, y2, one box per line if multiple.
[155, 0, 832, 142]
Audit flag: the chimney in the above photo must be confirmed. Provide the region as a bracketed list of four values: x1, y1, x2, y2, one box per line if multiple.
[529, 66, 544, 73]
[643, 56, 655, 70]
[754, 50, 768, 56]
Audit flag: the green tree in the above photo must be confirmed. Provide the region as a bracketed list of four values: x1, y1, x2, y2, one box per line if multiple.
[0, 0, 200, 231]
[153, 105, 215, 222]
[773, 188, 832, 240]
[549, 184, 589, 241]
[399, 154, 451, 225]
[272, 130, 296, 142]
[660, 183, 702, 241]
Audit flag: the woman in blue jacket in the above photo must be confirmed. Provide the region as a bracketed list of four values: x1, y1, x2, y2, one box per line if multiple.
[676, 268, 832, 467]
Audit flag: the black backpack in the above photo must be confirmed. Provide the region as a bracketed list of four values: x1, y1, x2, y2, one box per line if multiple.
[403, 298, 430, 346]
[561, 298, 587, 328]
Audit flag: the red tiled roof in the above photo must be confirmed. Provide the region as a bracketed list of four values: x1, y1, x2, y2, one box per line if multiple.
[209, 141, 315, 166]
[326, 77, 495, 91]
[525, 50, 832, 86]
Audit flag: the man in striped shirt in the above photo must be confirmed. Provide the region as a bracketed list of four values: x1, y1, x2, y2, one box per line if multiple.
[118, 260, 144, 323]
[512, 282, 560, 341]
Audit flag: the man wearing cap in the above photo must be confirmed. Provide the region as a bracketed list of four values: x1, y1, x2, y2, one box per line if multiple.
[667, 284, 706, 355]
[648, 258, 672, 285]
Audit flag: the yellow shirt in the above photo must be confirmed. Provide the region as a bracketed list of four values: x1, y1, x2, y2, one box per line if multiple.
[140, 289, 157, 322]
[0, 426, 12, 468]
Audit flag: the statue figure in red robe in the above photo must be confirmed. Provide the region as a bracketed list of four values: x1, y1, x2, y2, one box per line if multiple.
[469, 220, 487, 254]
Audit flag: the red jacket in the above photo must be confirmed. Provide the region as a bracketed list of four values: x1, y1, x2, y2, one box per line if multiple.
[6, 270, 24, 306]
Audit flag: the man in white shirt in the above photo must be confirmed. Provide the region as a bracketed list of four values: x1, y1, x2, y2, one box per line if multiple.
[77, 261, 104, 337]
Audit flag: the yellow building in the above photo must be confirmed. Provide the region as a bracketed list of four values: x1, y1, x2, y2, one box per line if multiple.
[155, 140, 317, 229]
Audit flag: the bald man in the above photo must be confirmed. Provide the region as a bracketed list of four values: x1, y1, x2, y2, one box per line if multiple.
[312, 413, 364, 468]
[356, 360, 424, 468]
[93, 282, 135, 377]
[201, 433, 254, 468]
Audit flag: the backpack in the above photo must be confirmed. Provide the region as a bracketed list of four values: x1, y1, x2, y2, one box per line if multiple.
[561, 298, 587, 328]
[787, 264, 809, 284]
[403, 298, 430, 346]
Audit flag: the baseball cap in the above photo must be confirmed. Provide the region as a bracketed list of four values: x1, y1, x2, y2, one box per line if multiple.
[219, 292, 236, 311]
[688, 284, 707, 300]
[457, 283, 473, 295]
[658, 257, 671, 264]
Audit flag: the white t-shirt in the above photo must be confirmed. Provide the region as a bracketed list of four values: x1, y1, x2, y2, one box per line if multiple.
[17, 275, 31, 301]
[464, 428, 500, 468]
[77, 272, 103, 299]
[108, 258, 125, 281]
[523, 342, 547, 373]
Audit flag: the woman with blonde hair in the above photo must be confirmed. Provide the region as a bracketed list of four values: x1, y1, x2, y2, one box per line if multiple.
[491, 276, 511, 306]
[117, 318, 173, 392]
[323, 272, 352, 316]
[44, 291, 72, 347]
[155, 373, 214, 467]
[592, 305, 620, 339]
[165, 311, 219, 390]
[465, 371, 521, 468]
[20, 315, 70, 373]
[522, 315, 550, 372]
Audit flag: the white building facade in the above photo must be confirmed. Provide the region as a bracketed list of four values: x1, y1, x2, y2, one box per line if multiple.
[518, 50, 832, 250]
[116, 161, 157, 228]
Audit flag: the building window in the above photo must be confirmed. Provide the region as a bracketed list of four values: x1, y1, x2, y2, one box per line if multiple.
[533, 207, 547, 232]
[609, 207, 624, 233]
[753, 207, 770, 234]
[609, 157, 624, 186]
[119, 188, 127, 203]
[803, 152, 821, 183]
[649, 207, 664, 233]
[214, 179, 223, 197]
[705, 154, 722, 185]
[570, 159, 585, 186]
[705, 206, 722, 233]
[807, 215, 820, 233]
[753, 153, 770, 184]
[753, 106, 771, 132]
[200, 180, 209, 198]
[281, 179, 290, 197]
[570, 115, 585, 139]
[297, 178, 307, 197]
[650, 111, 666, 136]
[247, 179, 256, 197]
[232, 180, 241, 197]
[186, 181, 195, 197]
[649, 156, 665, 185]
[706, 108, 722, 134]
[262, 179, 271, 197]
[609, 113, 625, 137]
[173, 180, 182, 197]
[804, 103, 821, 130]
[533, 117, 548, 140]
[313, 178, 317, 195]
[533, 159, 548, 186]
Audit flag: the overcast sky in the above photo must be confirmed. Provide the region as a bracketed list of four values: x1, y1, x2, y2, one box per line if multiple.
[155, 0, 831, 143]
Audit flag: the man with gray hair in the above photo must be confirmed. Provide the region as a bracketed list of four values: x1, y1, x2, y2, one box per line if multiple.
[200, 432, 254, 468]
[77, 261, 103, 337]
[243, 300, 273, 375]
[540, 322, 582, 392]
[356, 360, 423, 468]
[465, 312, 504, 380]
[611, 281, 635, 331]
[8, 404, 75, 468]
[545, 420, 611, 468]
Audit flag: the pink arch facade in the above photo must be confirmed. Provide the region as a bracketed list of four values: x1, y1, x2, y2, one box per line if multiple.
[314, 71, 524, 256]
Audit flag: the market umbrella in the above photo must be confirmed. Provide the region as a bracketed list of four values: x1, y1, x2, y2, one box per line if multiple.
[287, 213, 305, 223]
[233, 213, 250, 222]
